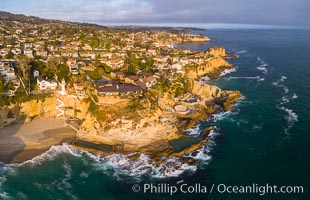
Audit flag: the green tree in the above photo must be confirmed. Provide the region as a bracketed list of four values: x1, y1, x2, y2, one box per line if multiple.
[0, 76, 5, 94]
[119, 40, 127, 48]
[167, 58, 173, 65]
[145, 57, 154, 72]
[105, 40, 111, 50]
[90, 38, 100, 51]
[5, 81, 15, 91]
[5, 51, 14, 59]
[101, 63, 111, 74]
[14, 55, 31, 79]
[46, 56, 62, 77]
[56, 64, 69, 81]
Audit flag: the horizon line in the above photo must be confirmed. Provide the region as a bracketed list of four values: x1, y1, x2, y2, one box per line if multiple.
[1, 10, 309, 30]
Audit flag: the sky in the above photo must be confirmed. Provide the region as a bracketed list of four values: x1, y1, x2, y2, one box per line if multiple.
[0, 0, 309, 29]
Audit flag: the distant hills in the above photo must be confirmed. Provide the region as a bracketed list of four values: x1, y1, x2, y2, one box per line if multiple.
[0, 10, 206, 32]
[0, 11, 104, 28]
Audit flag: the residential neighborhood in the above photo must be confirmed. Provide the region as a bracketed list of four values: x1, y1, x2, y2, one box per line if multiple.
[0, 13, 214, 110]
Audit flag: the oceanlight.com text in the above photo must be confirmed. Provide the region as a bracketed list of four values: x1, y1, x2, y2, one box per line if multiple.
[132, 183, 304, 196]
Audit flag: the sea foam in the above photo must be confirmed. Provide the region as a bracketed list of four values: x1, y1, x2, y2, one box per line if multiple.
[219, 68, 237, 77]
[227, 76, 264, 81]
[256, 57, 269, 74]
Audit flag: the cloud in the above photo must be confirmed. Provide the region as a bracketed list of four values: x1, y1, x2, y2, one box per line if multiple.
[0, 0, 309, 27]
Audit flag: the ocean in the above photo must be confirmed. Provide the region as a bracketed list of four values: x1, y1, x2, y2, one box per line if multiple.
[1, 29, 310, 200]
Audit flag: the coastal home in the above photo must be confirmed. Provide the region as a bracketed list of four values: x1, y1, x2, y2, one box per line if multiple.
[171, 61, 185, 74]
[78, 60, 95, 71]
[33, 70, 40, 78]
[79, 52, 96, 59]
[15, 29, 23, 34]
[36, 51, 48, 58]
[0, 48, 10, 57]
[112, 71, 125, 80]
[24, 49, 34, 58]
[106, 59, 124, 69]
[66, 59, 79, 74]
[124, 74, 139, 85]
[37, 76, 58, 90]
[11, 48, 22, 55]
[142, 75, 157, 88]
[0, 63, 16, 80]
[24, 43, 33, 49]
[96, 83, 143, 97]
[5, 68, 16, 80]
[73, 82, 86, 98]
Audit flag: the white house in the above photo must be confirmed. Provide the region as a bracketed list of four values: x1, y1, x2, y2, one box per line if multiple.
[66, 59, 79, 74]
[0, 48, 10, 57]
[33, 70, 40, 78]
[106, 59, 124, 69]
[37, 76, 58, 90]
[36, 51, 48, 58]
[24, 49, 34, 58]
[24, 43, 33, 49]
[12, 48, 22, 55]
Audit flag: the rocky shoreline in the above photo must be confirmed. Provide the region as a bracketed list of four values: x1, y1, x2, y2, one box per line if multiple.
[0, 46, 242, 164]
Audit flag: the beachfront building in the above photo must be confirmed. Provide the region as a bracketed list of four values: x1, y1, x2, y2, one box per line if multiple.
[73, 82, 86, 98]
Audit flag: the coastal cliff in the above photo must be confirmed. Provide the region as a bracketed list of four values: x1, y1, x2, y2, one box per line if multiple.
[185, 46, 234, 79]
[67, 48, 239, 155]
[0, 45, 241, 163]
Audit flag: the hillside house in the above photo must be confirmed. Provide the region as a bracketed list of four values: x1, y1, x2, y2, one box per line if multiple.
[0, 48, 10, 57]
[73, 82, 86, 98]
[96, 83, 143, 97]
[66, 59, 79, 74]
[37, 76, 58, 90]
[106, 59, 124, 69]
[24, 49, 34, 58]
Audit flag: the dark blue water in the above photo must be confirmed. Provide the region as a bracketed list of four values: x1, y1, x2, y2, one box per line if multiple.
[1, 30, 310, 200]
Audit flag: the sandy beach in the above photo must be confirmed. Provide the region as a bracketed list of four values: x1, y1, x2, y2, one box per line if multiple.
[0, 118, 76, 163]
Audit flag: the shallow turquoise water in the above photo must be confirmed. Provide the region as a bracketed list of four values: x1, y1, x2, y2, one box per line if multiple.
[1, 30, 310, 200]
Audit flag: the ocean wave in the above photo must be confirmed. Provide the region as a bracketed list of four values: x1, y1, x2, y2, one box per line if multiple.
[234, 49, 248, 58]
[273, 76, 289, 94]
[236, 50, 247, 54]
[211, 111, 232, 122]
[0, 191, 12, 200]
[292, 93, 298, 99]
[279, 93, 299, 105]
[280, 96, 290, 104]
[227, 76, 264, 81]
[2, 140, 215, 182]
[91, 153, 198, 181]
[281, 75, 287, 81]
[15, 144, 81, 167]
[256, 57, 269, 74]
[256, 65, 268, 75]
[0, 163, 12, 200]
[0, 126, 225, 183]
[182, 129, 219, 166]
[184, 124, 201, 136]
[278, 106, 298, 134]
[219, 68, 237, 77]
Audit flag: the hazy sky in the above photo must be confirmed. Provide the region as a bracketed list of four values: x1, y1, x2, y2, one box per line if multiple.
[0, 0, 309, 28]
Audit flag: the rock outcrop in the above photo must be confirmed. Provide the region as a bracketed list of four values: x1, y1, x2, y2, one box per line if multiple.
[20, 97, 57, 119]
[187, 57, 234, 80]
[78, 109, 181, 152]
[206, 46, 227, 57]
